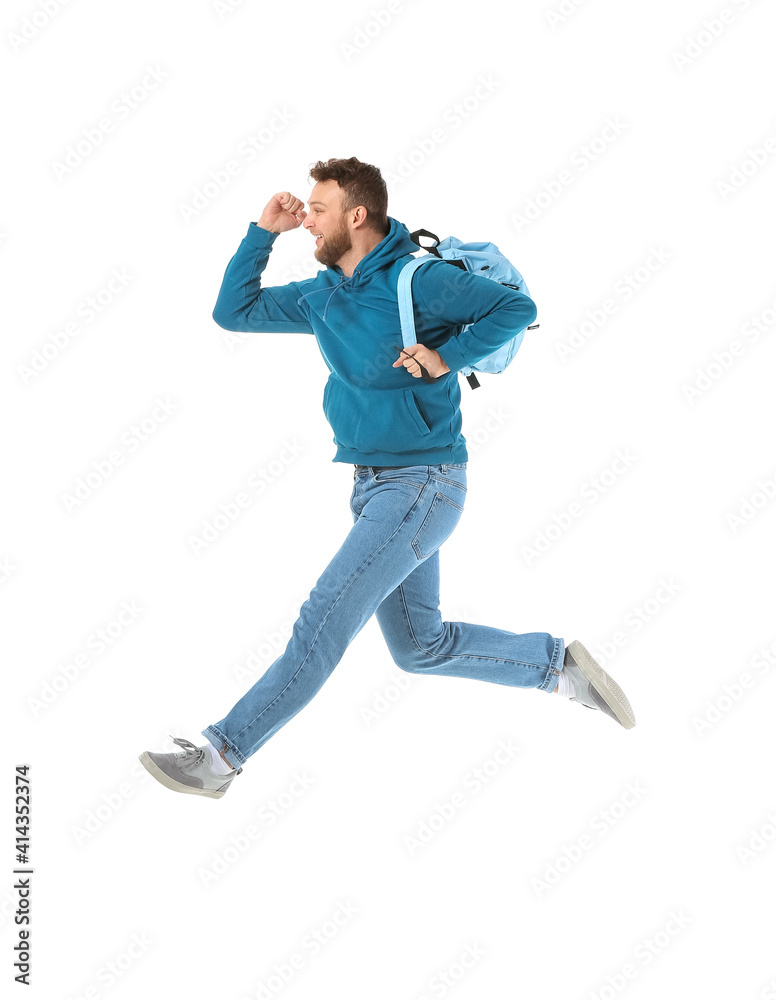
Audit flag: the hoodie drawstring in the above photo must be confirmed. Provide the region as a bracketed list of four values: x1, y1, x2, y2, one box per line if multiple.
[297, 273, 357, 322]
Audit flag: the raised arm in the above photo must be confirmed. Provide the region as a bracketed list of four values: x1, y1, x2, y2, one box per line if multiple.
[212, 192, 316, 334]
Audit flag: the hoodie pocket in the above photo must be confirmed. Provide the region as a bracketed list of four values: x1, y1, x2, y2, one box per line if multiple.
[323, 377, 432, 453]
[402, 387, 432, 437]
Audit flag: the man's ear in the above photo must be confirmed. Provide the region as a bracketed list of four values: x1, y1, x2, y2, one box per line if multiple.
[350, 206, 368, 230]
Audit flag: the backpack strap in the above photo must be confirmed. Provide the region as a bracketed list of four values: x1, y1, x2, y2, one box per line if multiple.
[396, 255, 440, 348]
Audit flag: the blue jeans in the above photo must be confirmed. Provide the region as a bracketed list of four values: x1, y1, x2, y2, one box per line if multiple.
[203, 464, 564, 768]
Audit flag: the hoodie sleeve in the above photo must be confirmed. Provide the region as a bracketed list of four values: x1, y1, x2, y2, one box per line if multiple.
[212, 223, 315, 334]
[412, 261, 537, 375]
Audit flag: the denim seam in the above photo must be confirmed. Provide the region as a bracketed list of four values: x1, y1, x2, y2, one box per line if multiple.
[203, 724, 246, 766]
[397, 583, 555, 673]
[431, 475, 467, 491]
[411, 492, 465, 561]
[537, 638, 565, 692]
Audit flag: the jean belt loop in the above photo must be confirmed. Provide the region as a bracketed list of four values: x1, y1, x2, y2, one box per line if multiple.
[440, 463, 448, 473]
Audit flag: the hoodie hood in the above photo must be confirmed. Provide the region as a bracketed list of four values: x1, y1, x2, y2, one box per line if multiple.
[297, 216, 419, 321]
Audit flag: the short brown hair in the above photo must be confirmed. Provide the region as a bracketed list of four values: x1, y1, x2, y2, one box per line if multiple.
[308, 157, 388, 235]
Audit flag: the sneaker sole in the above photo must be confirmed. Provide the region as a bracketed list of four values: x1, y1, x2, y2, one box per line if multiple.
[138, 752, 230, 799]
[567, 640, 637, 730]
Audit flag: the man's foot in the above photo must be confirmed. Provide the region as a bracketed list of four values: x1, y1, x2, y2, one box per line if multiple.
[139, 736, 242, 798]
[559, 640, 636, 729]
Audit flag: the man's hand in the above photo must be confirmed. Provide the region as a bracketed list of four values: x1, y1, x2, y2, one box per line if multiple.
[257, 192, 307, 234]
[393, 343, 450, 379]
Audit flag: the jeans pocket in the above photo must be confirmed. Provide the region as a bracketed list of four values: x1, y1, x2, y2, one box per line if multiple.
[374, 465, 429, 484]
[411, 490, 465, 560]
[432, 466, 467, 496]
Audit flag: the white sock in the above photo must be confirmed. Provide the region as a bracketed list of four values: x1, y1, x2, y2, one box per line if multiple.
[204, 739, 234, 774]
[554, 668, 574, 698]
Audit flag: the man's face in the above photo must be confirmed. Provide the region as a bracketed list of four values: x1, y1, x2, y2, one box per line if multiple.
[304, 180, 353, 268]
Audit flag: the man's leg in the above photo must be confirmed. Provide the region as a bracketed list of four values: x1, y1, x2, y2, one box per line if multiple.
[138, 462, 631, 797]
[200, 464, 486, 769]
[374, 501, 634, 727]
[374, 545, 562, 691]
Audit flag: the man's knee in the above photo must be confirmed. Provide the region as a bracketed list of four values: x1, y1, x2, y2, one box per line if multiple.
[393, 648, 436, 673]
[382, 626, 446, 673]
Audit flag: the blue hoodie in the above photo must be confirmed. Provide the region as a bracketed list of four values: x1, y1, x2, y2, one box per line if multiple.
[212, 217, 537, 466]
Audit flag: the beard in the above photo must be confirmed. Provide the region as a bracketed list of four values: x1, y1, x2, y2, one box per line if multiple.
[313, 217, 353, 268]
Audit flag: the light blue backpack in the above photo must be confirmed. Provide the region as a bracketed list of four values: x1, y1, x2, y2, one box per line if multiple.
[396, 228, 539, 390]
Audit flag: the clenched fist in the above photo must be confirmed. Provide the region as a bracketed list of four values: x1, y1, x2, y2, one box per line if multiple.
[257, 192, 308, 234]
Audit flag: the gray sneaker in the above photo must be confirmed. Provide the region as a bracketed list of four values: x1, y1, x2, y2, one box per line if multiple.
[139, 736, 242, 798]
[561, 640, 636, 729]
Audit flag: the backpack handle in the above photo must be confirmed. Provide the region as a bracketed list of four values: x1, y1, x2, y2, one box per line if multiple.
[410, 229, 442, 257]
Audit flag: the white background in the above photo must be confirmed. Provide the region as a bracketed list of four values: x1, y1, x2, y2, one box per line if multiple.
[3, 0, 775, 997]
